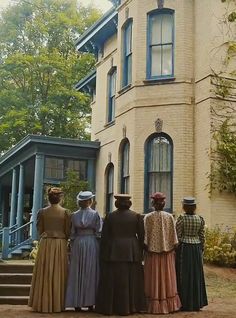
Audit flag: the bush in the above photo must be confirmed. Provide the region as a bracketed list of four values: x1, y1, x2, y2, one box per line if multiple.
[204, 225, 236, 267]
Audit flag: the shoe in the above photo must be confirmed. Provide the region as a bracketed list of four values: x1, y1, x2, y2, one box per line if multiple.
[75, 307, 82, 312]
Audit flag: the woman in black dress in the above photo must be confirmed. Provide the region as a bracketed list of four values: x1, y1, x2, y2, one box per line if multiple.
[96, 194, 146, 315]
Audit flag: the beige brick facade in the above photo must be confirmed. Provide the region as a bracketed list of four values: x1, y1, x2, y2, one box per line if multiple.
[89, 0, 236, 227]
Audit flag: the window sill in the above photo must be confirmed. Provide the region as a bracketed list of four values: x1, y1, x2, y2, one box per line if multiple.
[104, 120, 115, 128]
[143, 77, 176, 85]
[118, 83, 132, 95]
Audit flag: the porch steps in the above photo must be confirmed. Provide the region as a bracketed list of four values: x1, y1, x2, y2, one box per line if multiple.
[10, 244, 32, 259]
[0, 263, 33, 304]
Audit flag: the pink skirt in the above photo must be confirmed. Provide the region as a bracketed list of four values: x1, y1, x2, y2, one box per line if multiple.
[144, 250, 181, 314]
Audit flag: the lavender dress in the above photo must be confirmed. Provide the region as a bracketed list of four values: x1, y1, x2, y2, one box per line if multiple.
[65, 208, 102, 308]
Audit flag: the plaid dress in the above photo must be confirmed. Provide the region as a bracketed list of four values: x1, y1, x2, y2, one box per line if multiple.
[175, 214, 208, 311]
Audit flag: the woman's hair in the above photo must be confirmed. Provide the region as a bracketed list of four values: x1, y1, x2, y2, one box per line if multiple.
[183, 204, 197, 215]
[115, 199, 132, 210]
[78, 199, 92, 209]
[47, 187, 63, 204]
[152, 200, 165, 211]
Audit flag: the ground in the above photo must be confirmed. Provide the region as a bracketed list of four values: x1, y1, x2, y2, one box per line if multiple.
[0, 265, 235, 318]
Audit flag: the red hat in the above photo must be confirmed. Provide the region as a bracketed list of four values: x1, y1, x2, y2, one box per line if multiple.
[150, 192, 166, 201]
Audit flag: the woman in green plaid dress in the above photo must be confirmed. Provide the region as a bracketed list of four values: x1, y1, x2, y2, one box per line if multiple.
[176, 197, 208, 311]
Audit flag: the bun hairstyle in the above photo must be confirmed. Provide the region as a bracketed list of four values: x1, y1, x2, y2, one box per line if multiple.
[47, 187, 64, 204]
[114, 195, 132, 210]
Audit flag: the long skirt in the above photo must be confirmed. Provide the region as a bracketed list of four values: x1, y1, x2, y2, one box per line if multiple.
[65, 235, 99, 308]
[176, 243, 208, 311]
[144, 250, 181, 314]
[28, 238, 68, 313]
[96, 261, 147, 315]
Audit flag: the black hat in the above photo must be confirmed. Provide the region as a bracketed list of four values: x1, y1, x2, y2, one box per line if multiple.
[182, 197, 197, 205]
[114, 194, 131, 200]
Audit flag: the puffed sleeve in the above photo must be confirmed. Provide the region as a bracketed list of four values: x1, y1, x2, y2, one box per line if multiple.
[199, 216, 205, 250]
[36, 209, 44, 236]
[64, 210, 71, 240]
[176, 215, 184, 242]
[95, 211, 103, 235]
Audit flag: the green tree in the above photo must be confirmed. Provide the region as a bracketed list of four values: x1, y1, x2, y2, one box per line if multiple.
[209, 0, 236, 193]
[0, 0, 101, 153]
[60, 169, 89, 212]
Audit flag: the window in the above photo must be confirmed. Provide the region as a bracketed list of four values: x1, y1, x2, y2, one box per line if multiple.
[144, 133, 173, 212]
[147, 9, 174, 79]
[105, 163, 114, 214]
[45, 157, 64, 179]
[122, 19, 132, 87]
[107, 68, 117, 123]
[67, 160, 87, 180]
[45, 157, 87, 180]
[120, 139, 130, 193]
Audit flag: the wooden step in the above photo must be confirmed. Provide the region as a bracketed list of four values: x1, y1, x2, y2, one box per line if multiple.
[0, 273, 32, 284]
[0, 284, 31, 296]
[0, 263, 34, 274]
[0, 296, 29, 305]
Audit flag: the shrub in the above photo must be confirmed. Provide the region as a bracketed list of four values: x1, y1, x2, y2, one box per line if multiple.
[204, 225, 236, 267]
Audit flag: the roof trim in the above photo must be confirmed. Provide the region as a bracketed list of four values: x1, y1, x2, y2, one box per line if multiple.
[76, 8, 118, 54]
[75, 69, 96, 92]
[0, 135, 100, 166]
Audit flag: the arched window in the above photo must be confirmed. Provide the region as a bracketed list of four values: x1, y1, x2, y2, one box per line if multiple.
[105, 163, 114, 214]
[107, 67, 117, 123]
[144, 133, 173, 212]
[122, 19, 133, 87]
[147, 9, 174, 79]
[120, 139, 130, 193]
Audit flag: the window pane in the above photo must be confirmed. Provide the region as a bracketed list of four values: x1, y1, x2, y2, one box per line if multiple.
[106, 165, 114, 213]
[162, 45, 172, 75]
[108, 166, 114, 194]
[111, 97, 115, 121]
[127, 55, 132, 85]
[110, 71, 116, 96]
[151, 15, 161, 45]
[151, 46, 161, 77]
[67, 160, 87, 180]
[45, 157, 64, 179]
[162, 14, 172, 43]
[149, 172, 171, 210]
[123, 143, 130, 177]
[125, 23, 132, 55]
[124, 177, 129, 194]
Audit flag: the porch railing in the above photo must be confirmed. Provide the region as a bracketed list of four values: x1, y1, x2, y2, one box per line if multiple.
[1, 221, 33, 259]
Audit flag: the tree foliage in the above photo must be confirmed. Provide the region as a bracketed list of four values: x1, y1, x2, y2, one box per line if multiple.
[0, 0, 101, 153]
[209, 0, 236, 193]
[60, 169, 89, 212]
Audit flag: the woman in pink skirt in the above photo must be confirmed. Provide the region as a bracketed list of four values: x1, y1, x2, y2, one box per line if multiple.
[144, 192, 181, 314]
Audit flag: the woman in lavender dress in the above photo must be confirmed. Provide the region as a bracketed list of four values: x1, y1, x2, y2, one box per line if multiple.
[65, 191, 102, 311]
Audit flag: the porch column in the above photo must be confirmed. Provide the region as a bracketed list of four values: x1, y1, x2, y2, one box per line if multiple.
[0, 183, 2, 227]
[87, 159, 96, 193]
[10, 168, 18, 227]
[16, 164, 24, 242]
[31, 154, 44, 240]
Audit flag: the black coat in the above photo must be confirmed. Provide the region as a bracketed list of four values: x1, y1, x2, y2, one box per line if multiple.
[100, 209, 144, 262]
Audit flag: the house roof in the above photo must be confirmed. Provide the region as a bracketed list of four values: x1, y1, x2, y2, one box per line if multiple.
[75, 69, 96, 92]
[0, 134, 100, 167]
[75, 7, 118, 54]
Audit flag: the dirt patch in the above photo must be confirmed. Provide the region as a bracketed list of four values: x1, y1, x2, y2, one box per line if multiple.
[0, 265, 235, 318]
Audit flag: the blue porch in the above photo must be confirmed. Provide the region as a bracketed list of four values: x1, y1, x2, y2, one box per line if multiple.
[0, 135, 100, 259]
